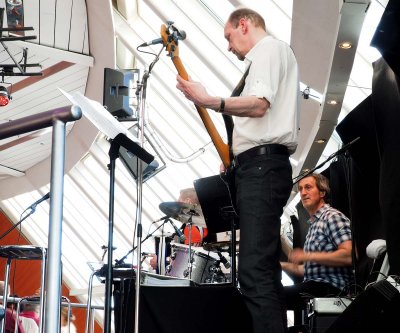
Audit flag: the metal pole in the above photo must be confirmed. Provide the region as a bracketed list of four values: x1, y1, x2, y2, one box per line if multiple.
[44, 120, 66, 333]
[187, 221, 193, 280]
[134, 70, 146, 333]
[103, 155, 116, 333]
[0, 258, 11, 333]
[85, 271, 97, 333]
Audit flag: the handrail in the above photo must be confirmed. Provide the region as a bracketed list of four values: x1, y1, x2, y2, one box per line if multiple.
[0, 105, 82, 140]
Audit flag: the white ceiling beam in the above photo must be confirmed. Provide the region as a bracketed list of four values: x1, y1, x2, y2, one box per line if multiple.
[10, 41, 94, 67]
[301, 0, 371, 173]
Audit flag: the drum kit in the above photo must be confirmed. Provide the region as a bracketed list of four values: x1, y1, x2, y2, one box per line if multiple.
[153, 201, 238, 285]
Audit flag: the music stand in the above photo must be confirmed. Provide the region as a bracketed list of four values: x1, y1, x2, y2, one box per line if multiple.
[193, 174, 239, 285]
[61, 90, 154, 333]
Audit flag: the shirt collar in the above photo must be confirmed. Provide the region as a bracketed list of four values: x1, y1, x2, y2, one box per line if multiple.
[245, 35, 274, 66]
[310, 203, 330, 223]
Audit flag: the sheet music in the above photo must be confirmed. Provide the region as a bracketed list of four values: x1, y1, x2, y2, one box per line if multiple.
[60, 89, 139, 142]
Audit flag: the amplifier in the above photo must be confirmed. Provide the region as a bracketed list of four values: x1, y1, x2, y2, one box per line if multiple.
[308, 297, 353, 333]
[309, 297, 353, 314]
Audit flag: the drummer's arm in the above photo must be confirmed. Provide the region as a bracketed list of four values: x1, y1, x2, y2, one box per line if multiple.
[280, 261, 304, 277]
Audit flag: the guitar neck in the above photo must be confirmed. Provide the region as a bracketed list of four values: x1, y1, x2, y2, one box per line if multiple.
[171, 56, 231, 168]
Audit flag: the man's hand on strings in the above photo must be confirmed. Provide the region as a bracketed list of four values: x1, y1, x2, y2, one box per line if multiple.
[176, 75, 216, 109]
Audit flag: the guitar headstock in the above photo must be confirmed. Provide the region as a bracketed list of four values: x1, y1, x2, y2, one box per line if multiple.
[160, 21, 185, 58]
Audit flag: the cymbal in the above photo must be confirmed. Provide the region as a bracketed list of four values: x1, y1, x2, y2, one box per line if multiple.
[159, 201, 190, 217]
[158, 201, 207, 228]
[203, 241, 239, 252]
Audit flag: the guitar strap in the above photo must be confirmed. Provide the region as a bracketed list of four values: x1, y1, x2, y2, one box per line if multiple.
[222, 65, 251, 160]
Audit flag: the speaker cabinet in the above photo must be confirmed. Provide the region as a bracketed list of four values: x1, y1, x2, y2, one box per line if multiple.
[325, 280, 400, 332]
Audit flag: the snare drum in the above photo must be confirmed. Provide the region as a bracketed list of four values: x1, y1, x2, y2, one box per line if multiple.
[166, 243, 226, 284]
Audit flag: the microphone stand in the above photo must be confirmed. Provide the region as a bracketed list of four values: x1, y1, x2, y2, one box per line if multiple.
[0, 205, 40, 241]
[293, 136, 360, 184]
[134, 45, 164, 333]
[114, 217, 171, 266]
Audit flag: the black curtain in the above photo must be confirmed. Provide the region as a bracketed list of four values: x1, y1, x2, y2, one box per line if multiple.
[336, 95, 384, 288]
[114, 280, 251, 333]
[372, 57, 400, 276]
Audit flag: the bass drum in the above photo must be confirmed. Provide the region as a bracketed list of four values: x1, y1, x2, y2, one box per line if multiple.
[166, 243, 226, 284]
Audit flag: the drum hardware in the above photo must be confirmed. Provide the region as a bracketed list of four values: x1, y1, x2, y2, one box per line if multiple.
[203, 241, 239, 253]
[205, 263, 227, 284]
[159, 201, 211, 280]
[166, 243, 225, 284]
[186, 219, 194, 280]
[216, 250, 231, 269]
[158, 201, 207, 227]
[115, 216, 171, 269]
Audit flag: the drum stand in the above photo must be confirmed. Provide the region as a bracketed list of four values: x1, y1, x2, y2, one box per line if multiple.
[186, 218, 193, 280]
[221, 206, 238, 287]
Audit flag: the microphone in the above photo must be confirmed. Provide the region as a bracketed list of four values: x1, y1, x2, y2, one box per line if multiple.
[29, 192, 50, 210]
[169, 219, 185, 242]
[139, 30, 186, 47]
[217, 250, 231, 269]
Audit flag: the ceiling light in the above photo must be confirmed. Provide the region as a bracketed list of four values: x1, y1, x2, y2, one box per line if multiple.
[0, 86, 10, 107]
[315, 139, 327, 144]
[339, 41, 352, 49]
[327, 100, 338, 105]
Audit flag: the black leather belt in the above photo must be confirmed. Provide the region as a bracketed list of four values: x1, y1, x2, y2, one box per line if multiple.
[234, 144, 289, 167]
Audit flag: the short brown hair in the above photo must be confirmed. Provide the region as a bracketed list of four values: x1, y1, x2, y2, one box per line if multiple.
[299, 173, 331, 203]
[228, 8, 266, 31]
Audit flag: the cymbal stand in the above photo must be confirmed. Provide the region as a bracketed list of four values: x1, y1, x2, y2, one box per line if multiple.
[186, 216, 193, 280]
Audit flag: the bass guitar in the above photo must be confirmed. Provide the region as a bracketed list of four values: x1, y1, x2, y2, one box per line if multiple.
[160, 22, 233, 169]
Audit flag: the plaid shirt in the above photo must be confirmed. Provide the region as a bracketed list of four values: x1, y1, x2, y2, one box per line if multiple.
[303, 204, 353, 291]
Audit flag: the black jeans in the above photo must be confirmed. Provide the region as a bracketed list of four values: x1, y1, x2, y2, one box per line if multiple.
[236, 152, 293, 333]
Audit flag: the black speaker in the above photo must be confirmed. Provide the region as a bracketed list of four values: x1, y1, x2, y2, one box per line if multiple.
[325, 280, 400, 333]
[310, 314, 340, 333]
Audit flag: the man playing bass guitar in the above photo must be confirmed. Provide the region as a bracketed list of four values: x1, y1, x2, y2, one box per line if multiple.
[176, 7, 300, 333]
